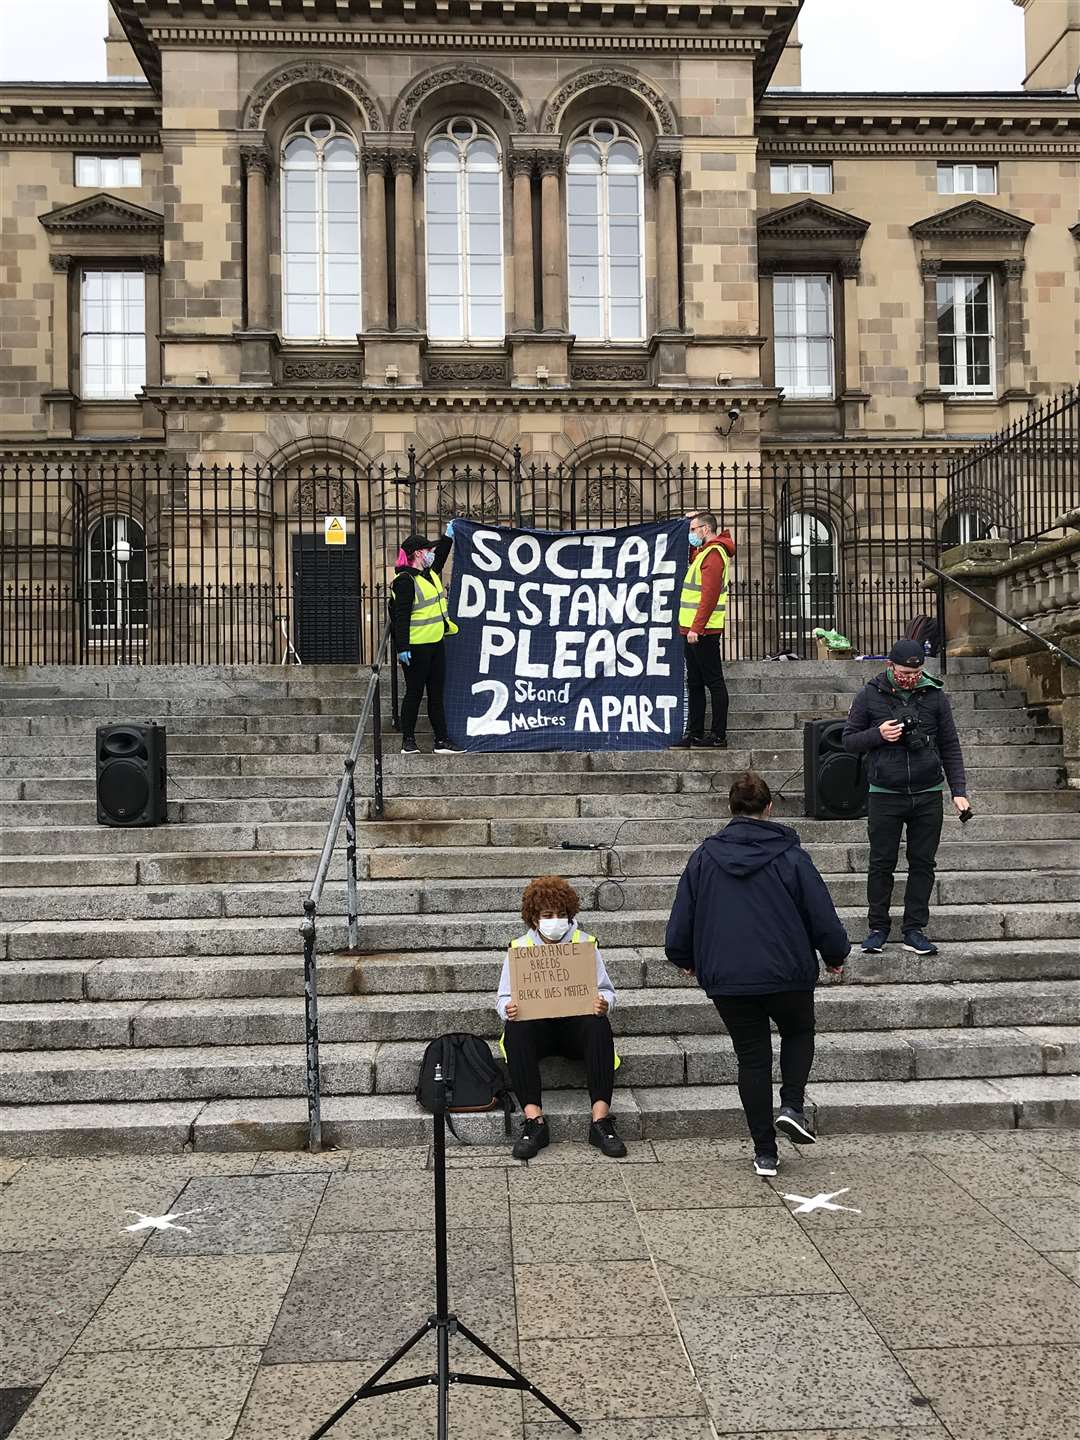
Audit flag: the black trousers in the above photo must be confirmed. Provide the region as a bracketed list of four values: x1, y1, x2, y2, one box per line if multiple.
[503, 1014, 616, 1110]
[713, 990, 816, 1158]
[867, 789, 944, 933]
[399, 640, 447, 742]
[684, 633, 730, 739]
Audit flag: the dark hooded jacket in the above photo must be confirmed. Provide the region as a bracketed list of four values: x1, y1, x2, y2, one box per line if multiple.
[842, 669, 967, 796]
[665, 818, 850, 996]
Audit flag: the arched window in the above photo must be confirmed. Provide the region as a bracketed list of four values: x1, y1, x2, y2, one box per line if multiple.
[424, 119, 505, 342]
[567, 120, 645, 343]
[941, 510, 994, 547]
[281, 116, 361, 340]
[87, 514, 148, 633]
[780, 512, 837, 643]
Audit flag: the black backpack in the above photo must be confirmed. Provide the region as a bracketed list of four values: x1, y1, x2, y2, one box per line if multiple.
[415, 1032, 515, 1141]
[905, 613, 941, 657]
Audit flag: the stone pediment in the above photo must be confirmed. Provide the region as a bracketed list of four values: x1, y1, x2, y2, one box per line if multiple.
[758, 199, 871, 242]
[39, 194, 164, 235]
[910, 201, 1033, 241]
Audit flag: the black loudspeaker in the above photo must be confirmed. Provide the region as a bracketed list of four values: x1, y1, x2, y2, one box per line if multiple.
[96, 724, 167, 826]
[803, 718, 867, 820]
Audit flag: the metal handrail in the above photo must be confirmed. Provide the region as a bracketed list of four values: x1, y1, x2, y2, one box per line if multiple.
[301, 612, 395, 1152]
[925, 561, 1080, 671]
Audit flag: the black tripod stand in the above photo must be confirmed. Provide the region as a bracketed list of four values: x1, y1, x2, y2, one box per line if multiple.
[309, 1065, 581, 1439]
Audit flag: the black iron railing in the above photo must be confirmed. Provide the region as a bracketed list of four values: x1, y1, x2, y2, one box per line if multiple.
[301, 612, 394, 1152]
[925, 561, 1080, 673]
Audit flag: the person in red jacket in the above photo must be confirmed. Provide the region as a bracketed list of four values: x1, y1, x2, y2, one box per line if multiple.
[671, 510, 736, 749]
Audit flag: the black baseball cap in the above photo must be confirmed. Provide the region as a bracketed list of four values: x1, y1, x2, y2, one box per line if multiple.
[888, 640, 926, 667]
[400, 533, 436, 555]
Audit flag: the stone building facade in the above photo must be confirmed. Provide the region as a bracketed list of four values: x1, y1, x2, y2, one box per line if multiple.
[0, 0, 1078, 661]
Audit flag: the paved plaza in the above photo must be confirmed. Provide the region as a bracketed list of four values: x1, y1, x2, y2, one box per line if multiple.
[0, 1128, 1078, 1440]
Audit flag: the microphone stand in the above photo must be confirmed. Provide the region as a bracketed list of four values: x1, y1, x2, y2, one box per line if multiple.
[310, 1063, 582, 1440]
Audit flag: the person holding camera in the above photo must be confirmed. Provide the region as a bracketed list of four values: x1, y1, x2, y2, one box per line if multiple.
[842, 639, 970, 957]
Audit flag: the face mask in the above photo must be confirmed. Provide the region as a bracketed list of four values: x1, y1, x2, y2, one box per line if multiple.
[892, 667, 921, 691]
[417, 550, 435, 569]
[688, 531, 703, 548]
[537, 916, 570, 942]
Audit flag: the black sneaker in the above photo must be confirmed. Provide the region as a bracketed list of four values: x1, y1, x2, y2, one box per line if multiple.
[691, 735, 718, 748]
[861, 929, 889, 954]
[903, 929, 939, 956]
[669, 734, 701, 749]
[753, 1153, 779, 1177]
[588, 1116, 627, 1158]
[775, 1106, 816, 1145]
[710, 735, 729, 750]
[512, 1116, 549, 1161]
[432, 739, 464, 755]
[400, 737, 420, 756]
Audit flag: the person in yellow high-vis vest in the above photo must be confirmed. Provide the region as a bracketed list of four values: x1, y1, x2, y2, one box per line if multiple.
[671, 510, 735, 750]
[495, 875, 627, 1160]
[391, 526, 462, 756]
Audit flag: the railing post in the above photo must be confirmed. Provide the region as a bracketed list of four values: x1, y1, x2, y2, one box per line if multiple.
[344, 758, 359, 950]
[301, 898, 322, 1153]
[372, 669, 385, 819]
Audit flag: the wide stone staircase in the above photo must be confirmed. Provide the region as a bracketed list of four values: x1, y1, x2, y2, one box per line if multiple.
[0, 658, 1077, 1155]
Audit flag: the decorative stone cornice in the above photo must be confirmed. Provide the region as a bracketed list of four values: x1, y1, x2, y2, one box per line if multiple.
[909, 200, 1034, 242]
[393, 64, 528, 133]
[540, 67, 678, 136]
[758, 92, 1080, 138]
[39, 194, 165, 236]
[757, 199, 870, 275]
[241, 59, 384, 131]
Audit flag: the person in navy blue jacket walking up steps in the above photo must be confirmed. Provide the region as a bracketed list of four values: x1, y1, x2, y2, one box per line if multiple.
[665, 771, 850, 1177]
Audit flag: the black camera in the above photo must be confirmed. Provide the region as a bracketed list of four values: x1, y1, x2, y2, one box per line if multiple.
[897, 716, 929, 750]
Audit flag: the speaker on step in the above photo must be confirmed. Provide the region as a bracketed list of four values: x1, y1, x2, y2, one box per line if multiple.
[803, 718, 867, 820]
[96, 724, 167, 827]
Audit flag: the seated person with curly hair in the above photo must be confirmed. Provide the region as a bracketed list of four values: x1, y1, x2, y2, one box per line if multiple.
[496, 874, 626, 1160]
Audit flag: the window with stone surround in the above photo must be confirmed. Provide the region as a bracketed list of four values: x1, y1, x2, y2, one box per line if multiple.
[937, 163, 996, 196]
[770, 162, 832, 195]
[936, 272, 995, 394]
[281, 116, 361, 340]
[75, 155, 142, 188]
[424, 119, 505, 343]
[567, 120, 645, 343]
[80, 269, 146, 399]
[773, 273, 835, 398]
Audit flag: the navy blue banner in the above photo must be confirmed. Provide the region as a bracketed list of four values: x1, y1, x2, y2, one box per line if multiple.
[443, 518, 689, 751]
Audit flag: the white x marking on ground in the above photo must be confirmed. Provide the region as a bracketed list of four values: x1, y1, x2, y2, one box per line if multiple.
[123, 1208, 205, 1234]
[781, 1188, 862, 1215]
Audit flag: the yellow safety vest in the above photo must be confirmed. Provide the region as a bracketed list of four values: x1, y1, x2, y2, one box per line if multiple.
[678, 544, 730, 632]
[500, 929, 621, 1071]
[409, 571, 458, 646]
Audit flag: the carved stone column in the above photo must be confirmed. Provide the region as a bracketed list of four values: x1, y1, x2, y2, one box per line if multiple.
[45, 253, 74, 437]
[651, 142, 681, 333]
[391, 145, 419, 332]
[1003, 258, 1027, 397]
[509, 147, 536, 333]
[241, 143, 273, 331]
[141, 255, 163, 433]
[538, 149, 565, 334]
[917, 258, 945, 435]
[362, 148, 389, 331]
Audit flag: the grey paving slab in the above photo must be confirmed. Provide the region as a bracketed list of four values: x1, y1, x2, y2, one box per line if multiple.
[444, 1146, 525, 1169]
[4, 1346, 261, 1440]
[675, 1293, 928, 1432]
[144, 1174, 329, 1255]
[1043, 1250, 1080, 1285]
[514, 1260, 676, 1341]
[1029, 1149, 1080, 1183]
[511, 1201, 647, 1264]
[0, 1248, 133, 1387]
[898, 1343, 1080, 1440]
[773, 1154, 992, 1230]
[622, 1160, 790, 1211]
[928, 1149, 1080, 1200]
[254, 1148, 351, 1173]
[0, 1158, 23, 1184]
[312, 1168, 508, 1233]
[638, 1206, 842, 1299]
[650, 1137, 804, 1164]
[265, 1229, 517, 1365]
[72, 1253, 298, 1351]
[524, 1422, 716, 1440]
[506, 1165, 627, 1205]
[0, 1173, 188, 1252]
[980, 1193, 1080, 1250]
[812, 1219, 1080, 1348]
[653, 1431, 948, 1440]
[518, 1336, 706, 1423]
[978, 1128, 1080, 1153]
[17, 1153, 257, 1183]
[344, 1144, 430, 1171]
[233, 1357, 524, 1440]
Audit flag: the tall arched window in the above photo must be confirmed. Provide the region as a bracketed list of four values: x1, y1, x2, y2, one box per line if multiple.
[941, 510, 994, 547]
[424, 119, 505, 342]
[87, 514, 148, 634]
[281, 116, 361, 340]
[567, 120, 645, 343]
[780, 512, 837, 644]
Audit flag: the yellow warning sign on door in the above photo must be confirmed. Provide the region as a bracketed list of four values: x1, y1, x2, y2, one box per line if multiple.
[324, 515, 347, 545]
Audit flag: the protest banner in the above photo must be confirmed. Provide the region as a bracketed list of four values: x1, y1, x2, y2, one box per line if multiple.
[443, 518, 689, 751]
[508, 941, 598, 1021]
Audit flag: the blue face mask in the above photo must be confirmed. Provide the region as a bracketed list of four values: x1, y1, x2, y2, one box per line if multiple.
[688, 531, 703, 548]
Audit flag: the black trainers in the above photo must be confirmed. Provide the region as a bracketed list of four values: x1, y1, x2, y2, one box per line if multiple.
[669, 734, 701, 749]
[588, 1116, 627, 1158]
[691, 735, 718, 748]
[400, 737, 420, 756]
[903, 929, 939, 956]
[753, 1153, 779, 1177]
[432, 739, 464, 755]
[710, 735, 729, 750]
[512, 1116, 549, 1161]
[861, 929, 889, 954]
[775, 1106, 816, 1145]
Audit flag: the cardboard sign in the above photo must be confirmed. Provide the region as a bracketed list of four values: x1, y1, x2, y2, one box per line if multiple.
[508, 941, 597, 1021]
[324, 515, 347, 545]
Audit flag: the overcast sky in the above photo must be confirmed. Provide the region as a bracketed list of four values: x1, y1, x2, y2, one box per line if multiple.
[0, 0, 1027, 89]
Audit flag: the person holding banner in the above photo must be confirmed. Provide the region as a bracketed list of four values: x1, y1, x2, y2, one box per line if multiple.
[496, 875, 627, 1160]
[391, 525, 463, 756]
[672, 510, 735, 750]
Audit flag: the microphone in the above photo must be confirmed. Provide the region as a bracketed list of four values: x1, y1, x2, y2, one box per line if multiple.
[561, 841, 602, 850]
